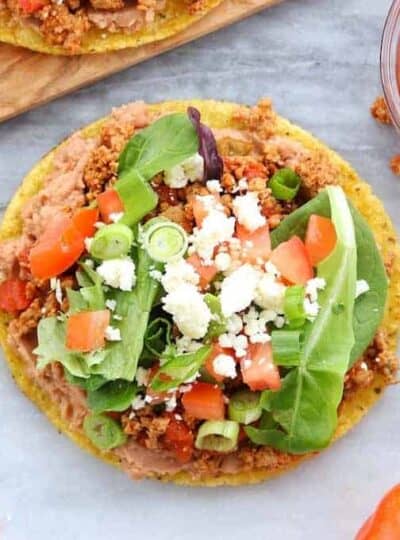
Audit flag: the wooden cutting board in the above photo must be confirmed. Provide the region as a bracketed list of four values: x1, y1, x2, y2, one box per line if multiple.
[0, 0, 282, 122]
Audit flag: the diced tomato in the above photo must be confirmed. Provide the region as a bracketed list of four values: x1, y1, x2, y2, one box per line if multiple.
[71, 207, 99, 239]
[241, 342, 281, 391]
[269, 236, 313, 285]
[204, 343, 235, 383]
[182, 382, 225, 420]
[164, 417, 194, 463]
[236, 223, 271, 265]
[0, 279, 31, 313]
[356, 484, 400, 540]
[97, 189, 124, 224]
[304, 214, 337, 267]
[66, 310, 110, 352]
[19, 0, 47, 14]
[30, 216, 85, 280]
[186, 253, 218, 290]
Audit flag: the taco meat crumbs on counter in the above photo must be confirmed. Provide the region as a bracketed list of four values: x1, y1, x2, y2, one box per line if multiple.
[0, 99, 398, 483]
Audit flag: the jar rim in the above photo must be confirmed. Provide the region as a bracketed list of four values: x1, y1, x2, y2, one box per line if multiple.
[381, 0, 400, 130]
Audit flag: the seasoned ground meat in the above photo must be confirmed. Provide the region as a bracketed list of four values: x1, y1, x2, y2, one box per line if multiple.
[371, 96, 392, 125]
[38, 5, 90, 52]
[90, 0, 124, 10]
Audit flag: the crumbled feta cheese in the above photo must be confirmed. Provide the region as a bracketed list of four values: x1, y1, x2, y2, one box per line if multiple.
[213, 354, 236, 378]
[214, 252, 232, 272]
[303, 297, 320, 321]
[190, 204, 235, 263]
[84, 237, 93, 252]
[162, 284, 211, 339]
[94, 221, 105, 229]
[96, 257, 136, 291]
[165, 393, 177, 412]
[226, 313, 243, 335]
[85, 259, 94, 268]
[206, 180, 223, 193]
[274, 315, 285, 329]
[220, 264, 259, 316]
[305, 277, 326, 302]
[105, 325, 122, 341]
[360, 361, 368, 371]
[254, 274, 286, 312]
[149, 269, 163, 282]
[55, 279, 62, 305]
[232, 192, 266, 232]
[105, 299, 117, 312]
[175, 336, 203, 354]
[164, 164, 187, 188]
[131, 395, 146, 410]
[356, 279, 370, 298]
[161, 259, 199, 293]
[164, 153, 204, 188]
[179, 384, 193, 393]
[250, 332, 271, 344]
[183, 153, 204, 182]
[50, 277, 57, 290]
[109, 212, 124, 223]
[113, 314, 123, 321]
[238, 178, 248, 190]
[264, 261, 281, 278]
[136, 367, 149, 387]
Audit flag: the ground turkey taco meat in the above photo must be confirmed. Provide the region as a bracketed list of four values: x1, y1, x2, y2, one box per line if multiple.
[0, 100, 397, 482]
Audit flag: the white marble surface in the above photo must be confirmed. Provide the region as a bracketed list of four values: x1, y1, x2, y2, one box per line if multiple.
[0, 0, 399, 538]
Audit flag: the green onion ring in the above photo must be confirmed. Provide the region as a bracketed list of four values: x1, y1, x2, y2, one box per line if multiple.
[143, 219, 188, 263]
[89, 223, 134, 260]
[195, 420, 239, 452]
[228, 390, 262, 425]
[269, 168, 301, 201]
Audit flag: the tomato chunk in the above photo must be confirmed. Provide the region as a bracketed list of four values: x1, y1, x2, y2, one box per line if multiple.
[305, 214, 337, 266]
[165, 417, 194, 463]
[186, 253, 218, 290]
[241, 342, 281, 391]
[356, 484, 400, 540]
[269, 236, 313, 285]
[236, 223, 271, 265]
[182, 382, 225, 420]
[19, 0, 47, 13]
[71, 207, 99, 239]
[0, 279, 30, 313]
[204, 343, 235, 383]
[192, 197, 208, 228]
[66, 310, 110, 352]
[97, 190, 124, 224]
[30, 216, 85, 280]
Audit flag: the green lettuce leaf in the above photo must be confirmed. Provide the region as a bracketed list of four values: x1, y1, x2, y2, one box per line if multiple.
[86, 380, 138, 413]
[247, 186, 357, 453]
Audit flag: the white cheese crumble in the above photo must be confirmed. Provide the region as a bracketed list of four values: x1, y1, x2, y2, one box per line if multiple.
[175, 336, 203, 354]
[206, 180, 223, 193]
[149, 269, 163, 282]
[54, 279, 62, 305]
[254, 274, 286, 312]
[190, 203, 235, 264]
[165, 394, 177, 412]
[105, 299, 117, 312]
[136, 367, 149, 387]
[104, 326, 121, 341]
[214, 252, 232, 272]
[242, 307, 272, 344]
[303, 297, 320, 321]
[305, 277, 326, 302]
[96, 257, 136, 291]
[84, 237, 93, 252]
[161, 259, 199, 293]
[109, 212, 124, 223]
[220, 264, 259, 316]
[164, 153, 204, 188]
[232, 192, 266, 232]
[131, 395, 146, 411]
[356, 279, 370, 298]
[213, 354, 237, 379]
[162, 283, 211, 339]
[218, 333, 248, 357]
[226, 313, 243, 335]
[264, 261, 281, 278]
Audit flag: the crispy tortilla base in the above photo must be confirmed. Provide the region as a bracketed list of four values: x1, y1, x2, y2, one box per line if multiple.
[0, 100, 399, 486]
[0, 0, 221, 55]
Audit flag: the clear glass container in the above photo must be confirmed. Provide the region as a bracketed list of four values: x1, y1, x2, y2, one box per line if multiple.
[381, 0, 400, 129]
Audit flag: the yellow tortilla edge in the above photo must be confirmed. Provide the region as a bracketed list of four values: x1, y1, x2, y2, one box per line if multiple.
[0, 0, 221, 55]
[0, 99, 398, 486]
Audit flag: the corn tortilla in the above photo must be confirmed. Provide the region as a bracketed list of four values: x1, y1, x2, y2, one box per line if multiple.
[0, 0, 222, 55]
[0, 99, 399, 486]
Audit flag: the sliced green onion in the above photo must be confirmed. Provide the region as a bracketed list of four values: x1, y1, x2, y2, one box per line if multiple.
[151, 345, 212, 391]
[228, 390, 262, 425]
[204, 293, 226, 339]
[83, 413, 127, 450]
[116, 170, 158, 226]
[284, 285, 306, 328]
[89, 223, 134, 260]
[271, 329, 301, 366]
[195, 420, 239, 452]
[143, 219, 188, 263]
[269, 168, 301, 201]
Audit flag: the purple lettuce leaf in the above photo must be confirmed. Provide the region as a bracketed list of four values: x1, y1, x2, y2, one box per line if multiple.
[187, 107, 223, 181]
